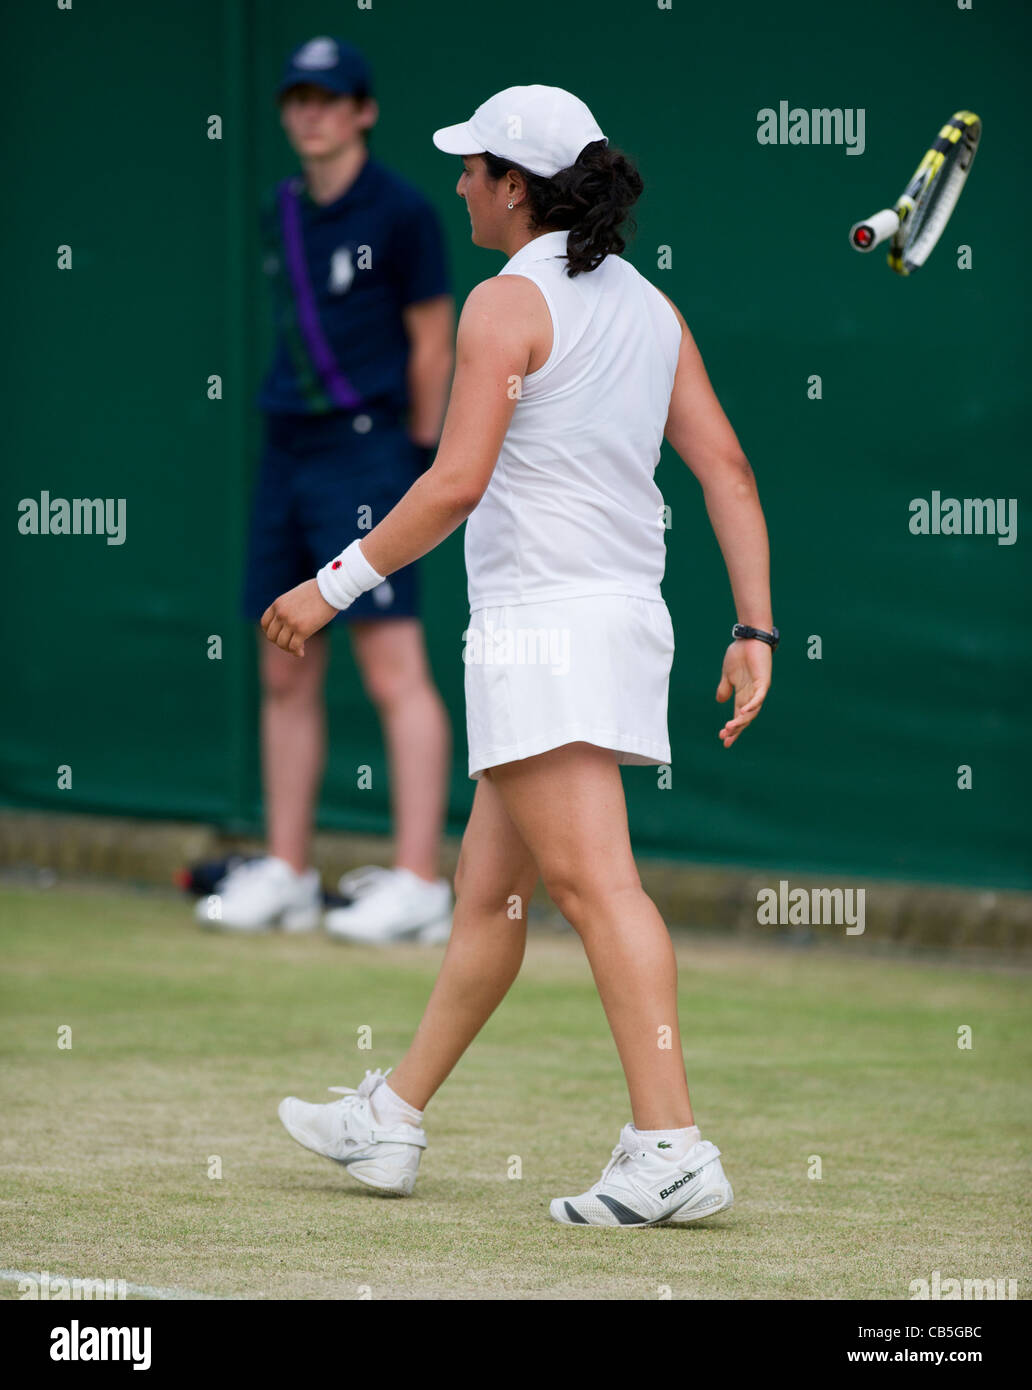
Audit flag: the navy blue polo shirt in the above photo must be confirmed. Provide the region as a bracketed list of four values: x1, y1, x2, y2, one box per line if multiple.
[257, 156, 450, 416]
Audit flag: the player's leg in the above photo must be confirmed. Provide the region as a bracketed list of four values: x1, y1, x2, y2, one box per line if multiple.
[347, 616, 449, 884]
[277, 772, 538, 1188]
[259, 627, 330, 873]
[198, 420, 323, 931]
[485, 742, 732, 1226]
[196, 628, 326, 931]
[384, 771, 539, 1109]
[487, 741, 692, 1131]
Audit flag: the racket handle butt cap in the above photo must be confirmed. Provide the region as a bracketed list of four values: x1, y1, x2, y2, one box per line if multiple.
[849, 207, 899, 251]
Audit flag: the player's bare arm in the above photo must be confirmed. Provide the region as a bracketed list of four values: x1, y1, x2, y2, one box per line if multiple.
[660, 292, 774, 749]
[261, 275, 546, 656]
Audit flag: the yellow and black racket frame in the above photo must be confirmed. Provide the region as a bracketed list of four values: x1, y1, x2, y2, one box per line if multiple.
[887, 110, 981, 276]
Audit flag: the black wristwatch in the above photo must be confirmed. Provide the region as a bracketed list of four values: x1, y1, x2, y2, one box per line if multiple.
[732, 623, 780, 651]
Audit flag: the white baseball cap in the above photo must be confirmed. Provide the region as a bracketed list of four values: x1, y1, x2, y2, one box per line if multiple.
[432, 84, 607, 178]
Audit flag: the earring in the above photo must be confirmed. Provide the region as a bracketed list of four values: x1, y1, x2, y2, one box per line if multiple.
[507, 201, 514, 209]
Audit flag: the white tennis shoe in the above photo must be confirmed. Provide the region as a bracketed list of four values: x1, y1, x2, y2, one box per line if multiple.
[550, 1125, 734, 1227]
[324, 866, 453, 945]
[195, 855, 321, 932]
[277, 1067, 427, 1195]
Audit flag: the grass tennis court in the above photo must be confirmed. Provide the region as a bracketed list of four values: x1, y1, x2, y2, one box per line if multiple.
[1, 882, 1029, 1301]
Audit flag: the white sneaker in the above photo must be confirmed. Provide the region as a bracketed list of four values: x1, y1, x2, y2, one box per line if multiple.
[277, 1067, 427, 1195]
[549, 1125, 734, 1227]
[195, 855, 321, 932]
[324, 867, 453, 945]
[336, 864, 395, 899]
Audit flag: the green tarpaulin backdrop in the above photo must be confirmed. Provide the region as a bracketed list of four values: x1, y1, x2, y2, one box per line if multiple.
[3, 0, 1029, 890]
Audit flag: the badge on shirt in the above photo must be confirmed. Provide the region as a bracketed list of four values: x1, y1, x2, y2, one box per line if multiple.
[329, 247, 355, 294]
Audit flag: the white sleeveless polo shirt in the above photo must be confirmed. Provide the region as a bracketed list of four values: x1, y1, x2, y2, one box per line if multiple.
[464, 229, 682, 612]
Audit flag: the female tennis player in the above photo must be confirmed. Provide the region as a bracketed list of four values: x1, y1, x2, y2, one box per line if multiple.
[264, 85, 775, 1227]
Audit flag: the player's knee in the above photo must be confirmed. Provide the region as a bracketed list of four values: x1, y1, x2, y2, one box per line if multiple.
[453, 860, 535, 924]
[543, 867, 639, 928]
[541, 867, 588, 925]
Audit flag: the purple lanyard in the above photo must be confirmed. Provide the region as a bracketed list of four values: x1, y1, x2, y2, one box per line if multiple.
[277, 178, 363, 410]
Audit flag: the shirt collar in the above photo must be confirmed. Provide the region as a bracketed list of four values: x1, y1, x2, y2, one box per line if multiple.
[298, 155, 377, 214]
[501, 229, 570, 272]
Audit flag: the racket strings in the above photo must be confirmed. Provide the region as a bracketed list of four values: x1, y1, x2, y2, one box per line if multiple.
[903, 129, 979, 271]
[893, 114, 980, 274]
[905, 157, 971, 270]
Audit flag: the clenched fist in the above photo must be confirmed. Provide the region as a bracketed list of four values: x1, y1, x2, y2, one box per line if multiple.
[261, 579, 338, 657]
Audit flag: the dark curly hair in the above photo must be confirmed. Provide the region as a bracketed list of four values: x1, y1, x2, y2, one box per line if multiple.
[479, 140, 643, 276]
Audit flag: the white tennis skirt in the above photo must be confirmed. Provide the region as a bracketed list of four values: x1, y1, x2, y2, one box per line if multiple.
[463, 592, 675, 781]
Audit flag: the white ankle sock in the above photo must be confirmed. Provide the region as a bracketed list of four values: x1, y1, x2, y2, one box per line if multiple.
[372, 1080, 424, 1129]
[633, 1124, 701, 1158]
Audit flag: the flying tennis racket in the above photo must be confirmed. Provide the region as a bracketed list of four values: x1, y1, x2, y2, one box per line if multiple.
[849, 110, 981, 275]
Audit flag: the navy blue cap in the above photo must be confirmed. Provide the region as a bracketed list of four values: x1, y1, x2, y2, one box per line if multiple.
[278, 36, 373, 99]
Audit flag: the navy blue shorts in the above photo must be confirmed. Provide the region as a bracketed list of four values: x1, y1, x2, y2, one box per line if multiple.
[242, 409, 424, 625]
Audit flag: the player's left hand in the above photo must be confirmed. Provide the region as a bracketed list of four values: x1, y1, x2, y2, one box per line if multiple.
[261, 579, 338, 657]
[715, 640, 772, 748]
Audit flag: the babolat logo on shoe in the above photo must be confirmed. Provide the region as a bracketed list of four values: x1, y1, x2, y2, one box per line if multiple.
[659, 1169, 699, 1201]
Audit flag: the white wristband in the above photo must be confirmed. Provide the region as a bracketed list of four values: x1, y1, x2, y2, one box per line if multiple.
[316, 539, 386, 611]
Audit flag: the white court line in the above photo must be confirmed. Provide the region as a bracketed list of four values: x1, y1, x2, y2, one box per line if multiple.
[0, 1268, 228, 1301]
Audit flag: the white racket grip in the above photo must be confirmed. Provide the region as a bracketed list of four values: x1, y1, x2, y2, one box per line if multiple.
[849, 207, 900, 252]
